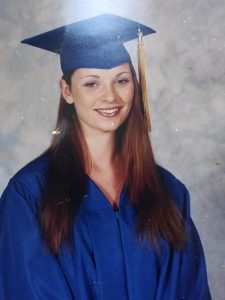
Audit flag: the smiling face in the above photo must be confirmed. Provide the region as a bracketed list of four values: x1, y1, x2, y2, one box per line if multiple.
[61, 63, 134, 137]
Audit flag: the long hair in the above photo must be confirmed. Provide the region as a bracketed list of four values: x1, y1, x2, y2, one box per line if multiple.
[41, 64, 186, 253]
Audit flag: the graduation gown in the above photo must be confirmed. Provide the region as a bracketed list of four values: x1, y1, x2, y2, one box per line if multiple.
[0, 155, 211, 299]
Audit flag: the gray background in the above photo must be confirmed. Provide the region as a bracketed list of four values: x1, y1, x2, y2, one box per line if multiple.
[0, 0, 224, 299]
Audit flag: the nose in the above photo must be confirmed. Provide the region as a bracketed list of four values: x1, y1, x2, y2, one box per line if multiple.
[102, 83, 116, 102]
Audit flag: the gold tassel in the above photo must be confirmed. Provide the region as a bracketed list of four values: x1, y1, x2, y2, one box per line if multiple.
[137, 29, 151, 132]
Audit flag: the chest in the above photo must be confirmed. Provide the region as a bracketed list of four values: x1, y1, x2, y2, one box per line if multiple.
[68, 206, 160, 300]
[89, 173, 123, 207]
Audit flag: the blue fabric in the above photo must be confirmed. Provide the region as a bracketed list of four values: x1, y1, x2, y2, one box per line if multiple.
[0, 155, 211, 299]
[21, 14, 155, 74]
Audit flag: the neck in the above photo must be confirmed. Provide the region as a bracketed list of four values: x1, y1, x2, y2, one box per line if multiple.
[84, 131, 119, 173]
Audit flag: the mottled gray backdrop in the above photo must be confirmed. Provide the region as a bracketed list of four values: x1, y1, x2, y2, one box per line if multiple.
[0, 0, 224, 299]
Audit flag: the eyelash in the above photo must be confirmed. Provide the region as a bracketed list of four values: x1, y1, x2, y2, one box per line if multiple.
[117, 78, 130, 85]
[83, 82, 98, 88]
[83, 78, 130, 88]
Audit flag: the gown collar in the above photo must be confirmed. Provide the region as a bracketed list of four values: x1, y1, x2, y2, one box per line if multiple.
[80, 176, 133, 211]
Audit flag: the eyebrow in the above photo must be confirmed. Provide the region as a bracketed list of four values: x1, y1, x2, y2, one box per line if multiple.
[79, 75, 99, 79]
[116, 71, 131, 77]
[79, 71, 131, 80]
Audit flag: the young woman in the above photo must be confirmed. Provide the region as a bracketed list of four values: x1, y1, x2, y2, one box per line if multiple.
[0, 14, 211, 299]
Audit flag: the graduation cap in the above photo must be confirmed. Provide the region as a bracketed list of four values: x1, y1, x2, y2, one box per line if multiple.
[21, 14, 155, 131]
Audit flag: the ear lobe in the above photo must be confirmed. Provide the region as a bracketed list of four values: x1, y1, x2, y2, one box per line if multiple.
[60, 79, 74, 104]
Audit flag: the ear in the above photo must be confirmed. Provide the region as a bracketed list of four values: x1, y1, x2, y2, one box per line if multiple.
[60, 79, 74, 104]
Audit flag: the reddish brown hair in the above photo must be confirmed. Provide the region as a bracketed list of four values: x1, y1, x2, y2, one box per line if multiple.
[41, 64, 186, 253]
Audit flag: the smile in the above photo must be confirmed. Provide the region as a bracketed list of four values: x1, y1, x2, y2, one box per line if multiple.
[95, 107, 121, 117]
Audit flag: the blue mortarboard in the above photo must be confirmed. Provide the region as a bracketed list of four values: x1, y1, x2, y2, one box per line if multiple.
[21, 14, 155, 74]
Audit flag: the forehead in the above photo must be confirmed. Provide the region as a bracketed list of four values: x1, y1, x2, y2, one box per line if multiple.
[73, 63, 131, 79]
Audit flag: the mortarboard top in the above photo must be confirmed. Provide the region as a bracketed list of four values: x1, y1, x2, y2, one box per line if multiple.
[21, 14, 155, 75]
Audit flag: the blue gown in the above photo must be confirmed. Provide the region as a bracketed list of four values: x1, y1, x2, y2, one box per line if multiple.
[0, 155, 211, 299]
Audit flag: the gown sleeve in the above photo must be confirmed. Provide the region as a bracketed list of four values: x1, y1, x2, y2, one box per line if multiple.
[0, 178, 75, 300]
[156, 182, 212, 300]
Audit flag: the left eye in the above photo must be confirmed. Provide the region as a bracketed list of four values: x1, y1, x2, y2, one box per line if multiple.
[117, 79, 129, 85]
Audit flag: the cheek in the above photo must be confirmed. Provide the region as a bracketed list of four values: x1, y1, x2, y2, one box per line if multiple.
[123, 86, 134, 105]
[72, 92, 92, 110]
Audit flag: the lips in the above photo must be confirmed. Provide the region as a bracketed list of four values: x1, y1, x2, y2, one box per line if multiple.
[95, 107, 121, 117]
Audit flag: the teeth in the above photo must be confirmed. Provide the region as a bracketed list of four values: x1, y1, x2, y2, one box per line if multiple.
[97, 107, 119, 113]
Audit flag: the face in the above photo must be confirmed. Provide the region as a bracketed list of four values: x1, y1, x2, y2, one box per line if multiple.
[61, 63, 134, 137]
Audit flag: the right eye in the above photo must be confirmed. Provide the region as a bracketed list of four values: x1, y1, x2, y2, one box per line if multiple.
[83, 82, 98, 88]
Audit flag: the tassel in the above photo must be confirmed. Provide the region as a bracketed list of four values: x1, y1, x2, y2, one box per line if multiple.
[137, 29, 151, 132]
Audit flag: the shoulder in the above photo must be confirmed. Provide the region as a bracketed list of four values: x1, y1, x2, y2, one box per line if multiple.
[12, 153, 49, 186]
[1, 153, 50, 210]
[157, 165, 190, 218]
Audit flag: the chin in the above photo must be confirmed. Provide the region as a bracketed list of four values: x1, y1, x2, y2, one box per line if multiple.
[81, 115, 128, 135]
[97, 118, 126, 133]
[98, 124, 120, 133]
